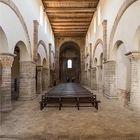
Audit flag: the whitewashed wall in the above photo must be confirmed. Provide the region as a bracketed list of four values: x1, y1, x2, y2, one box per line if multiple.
[0, 0, 55, 63]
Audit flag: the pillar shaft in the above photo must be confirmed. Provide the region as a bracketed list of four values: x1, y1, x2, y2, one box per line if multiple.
[36, 66, 43, 94]
[127, 52, 140, 111]
[42, 68, 48, 90]
[97, 65, 103, 91]
[19, 61, 36, 100]
[0, 54, 14, 111]
[91, 67, 97, 90]
[103, 60, 117, 99]
[102, 20, 107, 61]
[33, 20, 39, 62]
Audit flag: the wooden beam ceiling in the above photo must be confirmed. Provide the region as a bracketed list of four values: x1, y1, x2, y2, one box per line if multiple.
[42, 0, 99, 37]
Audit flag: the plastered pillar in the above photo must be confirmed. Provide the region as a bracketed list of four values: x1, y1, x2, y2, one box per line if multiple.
[102, 20, 107, 61]
[19, 61, 36, 100]
[33, 20, 39, 62]
[97, 65, 103, 91]
[42, 67, 48, 90]
[126, 51, 140, 111]
[91, 67, 97, 90]
[36, 66, 43, 94]
[0, 53, 14, 111]
[103, 60, 117, 99]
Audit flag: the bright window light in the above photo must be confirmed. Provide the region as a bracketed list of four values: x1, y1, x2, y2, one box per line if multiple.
[67, 59, 72, 68]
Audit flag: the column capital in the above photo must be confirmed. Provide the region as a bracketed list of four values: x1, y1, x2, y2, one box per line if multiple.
[125, 51, 140, 61]
[37, 65, 43, 71]
[43, 67, 48, 70]
[0, 53, 15, 67]
[97, 65, 102, 69]
[102, 19, 107, 27]
[33, 20, 39, 26]
[91, 67, 96, 70]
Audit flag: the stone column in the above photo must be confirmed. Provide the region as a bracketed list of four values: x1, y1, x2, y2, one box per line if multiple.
[48, 43, 52, 87]
[87, 69, 91, 87]
[42, 67, 48, 90]
[91, 67, 97, 90]
[89, 43, 92, 89]
[0, 53, 14, 111]
[103, 60, 117, 99]
[33, 20, 39, 62]
[97, 65, 103, 91]
[19, 61, 36, 100]
[102, 20, 107, 61]
[126, 51, 140, 111]
[36, 66, 43, 94]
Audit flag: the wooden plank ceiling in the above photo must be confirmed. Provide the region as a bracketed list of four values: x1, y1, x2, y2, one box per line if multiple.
[42, 0, 99, 37]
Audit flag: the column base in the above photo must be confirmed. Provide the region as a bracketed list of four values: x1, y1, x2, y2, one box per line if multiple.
[18, 94, 37, 101]
[128, 104, 140, 112]
[0, 105, 12, 112]
[104, 93, 118, 99]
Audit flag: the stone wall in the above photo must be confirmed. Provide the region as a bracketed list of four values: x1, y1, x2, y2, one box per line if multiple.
[19, 61, 36, 100]
[55, 37, 85, 84]
[103, 60, 117, 99]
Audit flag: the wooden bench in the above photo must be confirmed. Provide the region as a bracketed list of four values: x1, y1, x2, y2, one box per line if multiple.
[40, 94, 101, 110]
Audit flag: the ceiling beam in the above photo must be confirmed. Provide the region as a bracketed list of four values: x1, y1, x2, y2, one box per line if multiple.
[50, 17, 92, 23]
[45, 8, 96, 13]
[48, 13, 93, 18]
[52, 26, 88, 29]
[51, 22, 90, 26]
[54, 29, 87, 32]
[42, 0, 98, 2]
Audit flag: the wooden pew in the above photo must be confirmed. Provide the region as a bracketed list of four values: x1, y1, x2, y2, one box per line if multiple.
[40, 94, 101, 110]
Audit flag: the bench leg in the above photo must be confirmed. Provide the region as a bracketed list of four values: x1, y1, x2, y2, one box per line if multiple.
[40, 101, 44, 110]
[59, 98, 62, 110]
[76, 97, 80, 110]
[95, 102, 98, 110]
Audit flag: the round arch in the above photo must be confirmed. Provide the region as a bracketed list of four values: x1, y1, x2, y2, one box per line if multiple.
[0, 26, 8, 53]
[38, 40, 48, 66]
[114, 40, 130, 105]
[0, 0, 31, 47]
[60, 41, 80, 51]
[42, 58, 47, 68]
[14, 41, 30, 61]
[108, 0, 137, 59]
[38, 40, 48, 59]
[59, 41, 81, 83]
[93, 39, 103, 59]
[58, 38, 81, 49]
[36, 53, 41, 66]
[112, 40, 124, 60]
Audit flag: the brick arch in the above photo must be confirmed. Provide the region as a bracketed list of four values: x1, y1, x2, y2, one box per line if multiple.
[112, 40, 124, 60]
[108, 0, 137, 59]
[93, 39, 103, 59]
[38, 40, 48, 61]
[60, 41, 80, 51]
[0, 0, 31, 55]
[58, 38, 81, 49]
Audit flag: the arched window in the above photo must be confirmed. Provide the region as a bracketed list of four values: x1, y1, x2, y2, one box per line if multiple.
[67, 59, 72, 68]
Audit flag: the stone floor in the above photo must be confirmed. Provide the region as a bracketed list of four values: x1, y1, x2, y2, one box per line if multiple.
[0, 89, 140, 140]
